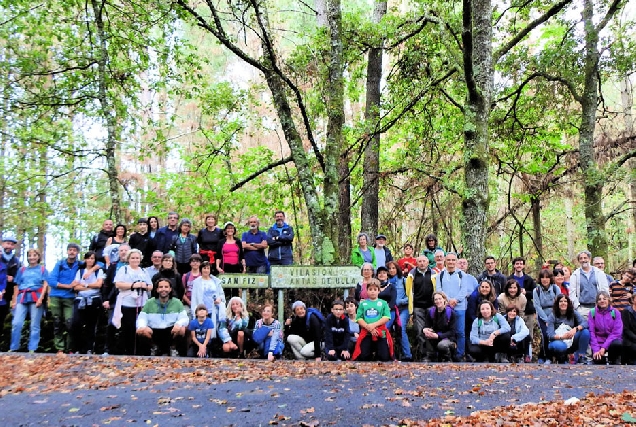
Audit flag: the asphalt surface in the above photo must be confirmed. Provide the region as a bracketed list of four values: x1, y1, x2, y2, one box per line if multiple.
[0, 355, 635, 426]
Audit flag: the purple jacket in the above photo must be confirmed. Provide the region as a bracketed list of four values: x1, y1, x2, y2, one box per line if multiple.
[588, 305, 623, 353]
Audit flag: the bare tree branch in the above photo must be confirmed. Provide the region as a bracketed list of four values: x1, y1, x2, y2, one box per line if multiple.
[229, 156, 293, 192]
[493, 0, 573, 63]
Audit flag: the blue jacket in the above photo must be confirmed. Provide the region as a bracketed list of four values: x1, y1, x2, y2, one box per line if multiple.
[155, 226, 179, 253]
[266, 223, 294, 264]
[48, 259, 79, 299]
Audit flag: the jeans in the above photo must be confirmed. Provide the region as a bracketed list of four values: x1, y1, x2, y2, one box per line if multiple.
[548, 329, 590, 359]
[386, 310, 395, 330]
[398, 307, 412, 359]
[10, 302, 44, 351]
[454, 310, 466, 357]
[49, 296, 75, 352]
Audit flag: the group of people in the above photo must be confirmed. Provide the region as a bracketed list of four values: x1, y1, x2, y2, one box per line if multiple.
[0, 211, 294, 355]
[2, 222, 635, 365]
[349, 231, 635, 364]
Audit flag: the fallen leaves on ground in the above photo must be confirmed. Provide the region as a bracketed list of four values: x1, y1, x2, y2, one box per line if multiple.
[401, 391, 636, 426]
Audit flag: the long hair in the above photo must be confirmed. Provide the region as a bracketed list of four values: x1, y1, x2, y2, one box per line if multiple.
[477, 300, 496, 319]
[504, 279, 520, 298]
[386, 260, 403, 279]
[226, 296, 249, 319]
[478, 279, 496, 302]
[552, 294, 574, 319]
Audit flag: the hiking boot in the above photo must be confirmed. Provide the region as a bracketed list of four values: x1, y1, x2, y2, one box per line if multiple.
[150, 345, 158, 356]
[495, 353, 510, 363]
[170, 348, 179, 357]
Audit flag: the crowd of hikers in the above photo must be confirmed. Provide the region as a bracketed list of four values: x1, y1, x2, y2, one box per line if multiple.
[0, 213, 635, 365]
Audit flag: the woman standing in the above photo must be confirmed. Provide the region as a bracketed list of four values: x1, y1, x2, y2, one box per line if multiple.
[216, 222, 246, 274]
[171, 218, 198, 275]
[10, 248, 48, 352]
[197, 214, 224, 266]
[376, 266, 397, 329]
[387, 260, 412, 361]
[151, 254, 184, 299]
[71, 251, 104, 354]
[113, 249, 152, 355]
[351, 233, 376, 268]
[104, 224, 128, 267]
[497, 279, 527, 317]
[534, 269, 561, 364]
[547, 294, 589, 364]
[354, 263, 376, 301]
[148, 216, 160, 241]
[553, 268, 569, 296]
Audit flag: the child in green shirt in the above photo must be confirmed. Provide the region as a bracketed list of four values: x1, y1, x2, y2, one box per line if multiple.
[353, 279, 393, 361]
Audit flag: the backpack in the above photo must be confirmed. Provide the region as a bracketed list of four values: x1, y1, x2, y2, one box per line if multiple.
[589, 307, 616, 319]
[539, 284, 559, 298]
[20, 265, 46, 275]
[477, 315, 500, 329]
[439, 270, 463, 288]
[305, 307, 326, 329]
[428, 305, 452, 323]
[79, 268, 99, 280]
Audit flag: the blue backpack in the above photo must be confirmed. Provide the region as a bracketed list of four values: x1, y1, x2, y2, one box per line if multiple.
[305, 307, 326, 329]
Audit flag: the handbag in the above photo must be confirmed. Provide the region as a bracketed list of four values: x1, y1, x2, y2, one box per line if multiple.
[554, 324, 574, 348]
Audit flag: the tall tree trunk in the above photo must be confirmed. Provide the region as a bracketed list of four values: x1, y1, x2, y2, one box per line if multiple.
[338, 153, 351, 263]
[531, 195, 543, 271]
[360, 1, 387, 239]
[91, 0, 122, 223]
[579, 0, 606, 258]
[564, 189, 576, 262]
[323, 0, 345, 263]
[461, 0, 492, 276]
[620, 76, 635, 263]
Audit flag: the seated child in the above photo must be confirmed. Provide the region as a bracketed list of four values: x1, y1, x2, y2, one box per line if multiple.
[252, 304, 284, 361]
[188, 304, 214, 357]
[324, 300, 351, 360]
[222, 296, 251, 357]
[345, 298, 360, 353]
[352, 280, 393, 361]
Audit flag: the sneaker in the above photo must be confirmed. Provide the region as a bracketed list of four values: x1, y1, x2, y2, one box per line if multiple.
[524, 355, 532, 363]
[170, 348, 179, 357]
[543, 359, 552, 365]
[537, 358, 545, 364]
[498, 355, 510, 363]
[401, 357, 413, 363]
[86, 350, 93, 355]
[102, 352, 109, 356]
[150, 345, 158, 356]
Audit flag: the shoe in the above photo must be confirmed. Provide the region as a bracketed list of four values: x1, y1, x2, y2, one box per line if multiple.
[543, 359, 551, 365]
[150, 345, 158, 356]
[524, 355, 532, 363]
[86, 350, 93, 355]
[102, 352, 109, 356]
[537, 358, 545, 364]
[464, 354, 475, 363]
[497, 354, 510, 363]
[170, 348, 179, 357]
[401, 358, 413, 362]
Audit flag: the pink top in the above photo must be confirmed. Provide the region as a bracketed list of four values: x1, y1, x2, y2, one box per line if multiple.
[222, 241, 240, 265]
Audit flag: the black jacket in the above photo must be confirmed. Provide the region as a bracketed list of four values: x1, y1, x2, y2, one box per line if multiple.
[89, 230, 114, 262]
[622, 306, 636, 346]
[424, 306, 457, 342]
[324, 313, 350, 352]
[285, 312, 323, 358]
[477, 270, 507, 296]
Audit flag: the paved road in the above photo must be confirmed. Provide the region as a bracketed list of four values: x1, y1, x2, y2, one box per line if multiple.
[0, 355, 634, 426]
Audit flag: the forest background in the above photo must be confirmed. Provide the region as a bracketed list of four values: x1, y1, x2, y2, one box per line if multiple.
[1, 0, 636, 277]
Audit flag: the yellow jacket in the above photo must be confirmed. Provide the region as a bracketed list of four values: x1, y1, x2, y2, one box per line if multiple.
[406, 268, 437, 314]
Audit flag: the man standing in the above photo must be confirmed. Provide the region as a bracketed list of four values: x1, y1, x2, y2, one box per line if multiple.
[89, 220, 114, 264]
[570, 250, 609, 318]
[508, 257, 537, 362]
[406, 256, 435, 360]
[156, 212, 180, 254]
[242, 216, 269, 273]
[266, 211, 294, 266]
[477, 256, 507, 296]
[136, 278, 188, 356]
[421, 234, 443, 265]
[437, 252, 469, 360]
[144, 250, 164, 280]
[431, 250, 445, 274]
[0, 234, 20, 342]
[592, 256, 614, 284]
[48, 243, 82, 353]
[373, 235, 394, 269]
[129, 218, 155, 268]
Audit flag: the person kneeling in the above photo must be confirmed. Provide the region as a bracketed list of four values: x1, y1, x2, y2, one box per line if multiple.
[252, 304, 284, 361]
[324, 300, 351, 361]
[469, 300, 511, 363]
[136, 278, 188, 356]
[285, 300, 323, 361]
[504, 305, 530, 363]
[188, 304, 214, 357]
[422, 292, 457, 362]
[352, 280, 394, 361]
